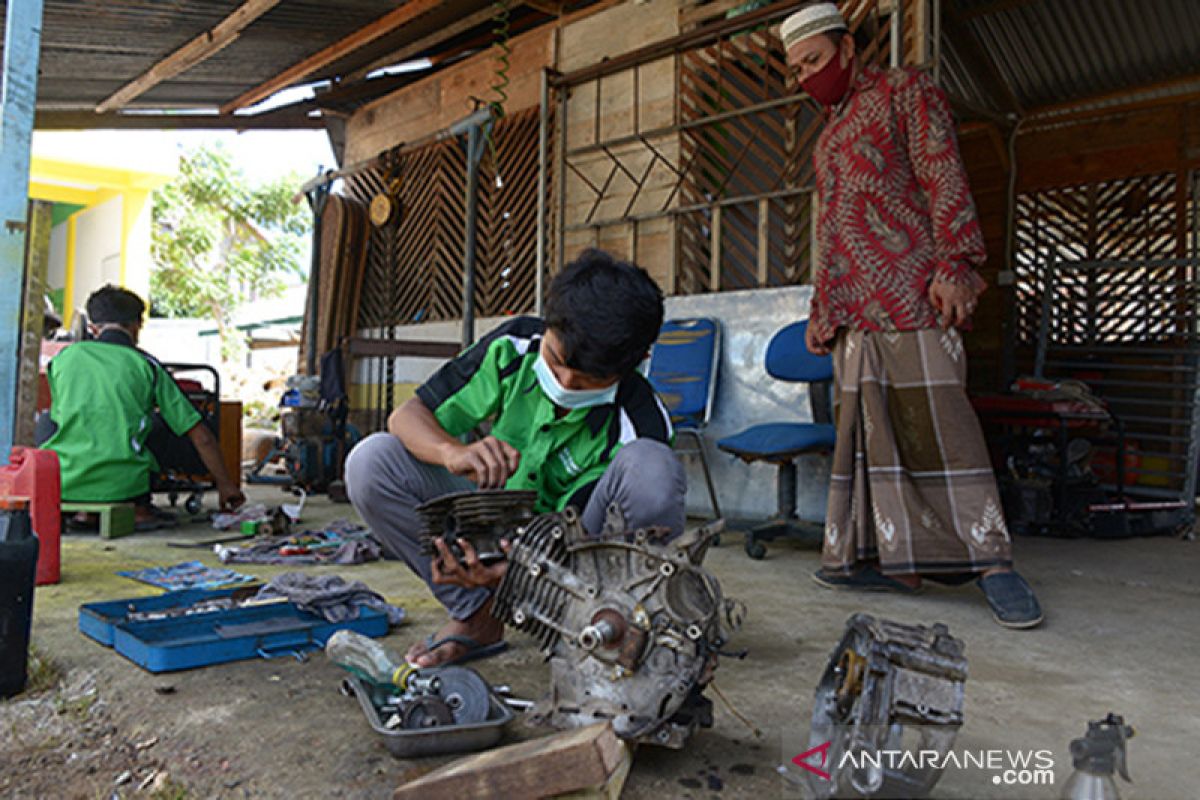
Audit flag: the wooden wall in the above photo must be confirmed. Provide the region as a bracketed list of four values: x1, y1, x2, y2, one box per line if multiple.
[343, 0, 683, 289]
[958, 123, 1011, 392]
[344, 24, 555, 165]
[1015, 102, 1200, 193]
[558, 0, 681, 290]
[957, 98, 1200, 390]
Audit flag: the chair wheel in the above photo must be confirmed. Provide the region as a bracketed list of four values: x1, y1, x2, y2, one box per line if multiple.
[184, 494, 203, 515]
[711, 534, 721, 547]
[745, 539, 766, 559]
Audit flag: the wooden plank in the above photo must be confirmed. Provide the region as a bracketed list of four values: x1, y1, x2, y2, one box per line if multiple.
[345, 5, 502, 83]
[35, 107, 324, 131]
[95, 0, 281, 113]
[679, 0, 749, 31]
[346, 337, 461, 359]
[392, 723, 628, 800]
[221, 0, 447, 114]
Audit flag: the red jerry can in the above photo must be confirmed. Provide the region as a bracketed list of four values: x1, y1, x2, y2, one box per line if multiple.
[0, 447, 61, 585]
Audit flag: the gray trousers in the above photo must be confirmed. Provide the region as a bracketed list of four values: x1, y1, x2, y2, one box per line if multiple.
[345, 432, 686, 621]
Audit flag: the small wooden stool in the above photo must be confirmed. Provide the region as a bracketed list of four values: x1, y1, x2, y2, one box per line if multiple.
[61, 502, 136, 539]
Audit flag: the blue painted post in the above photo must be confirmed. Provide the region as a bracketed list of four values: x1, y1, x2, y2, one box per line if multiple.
[0, 0, 46, 458]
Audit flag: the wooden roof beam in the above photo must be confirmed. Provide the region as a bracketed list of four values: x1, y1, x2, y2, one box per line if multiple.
[342, 5, 506, 85]
[95, 0, 282, 114]
[219, 0, 446, 115]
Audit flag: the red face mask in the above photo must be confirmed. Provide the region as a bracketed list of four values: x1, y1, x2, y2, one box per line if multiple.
[801, 50, 853, 107]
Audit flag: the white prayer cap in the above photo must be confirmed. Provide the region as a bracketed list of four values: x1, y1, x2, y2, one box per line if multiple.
[780, 3, 848, 49]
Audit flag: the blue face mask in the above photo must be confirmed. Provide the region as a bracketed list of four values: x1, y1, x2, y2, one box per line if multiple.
[533, 353, 618, 409]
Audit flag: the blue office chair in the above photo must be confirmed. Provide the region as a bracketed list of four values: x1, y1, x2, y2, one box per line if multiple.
[647, 318, 722, 521]
[716, 319, 835, 559]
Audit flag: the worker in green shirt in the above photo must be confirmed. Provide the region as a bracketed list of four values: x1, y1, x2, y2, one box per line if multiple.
[346, 250, 685, 667]
[44, 285, 245, 529]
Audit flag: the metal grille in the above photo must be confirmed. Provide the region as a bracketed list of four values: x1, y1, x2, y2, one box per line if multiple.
[1013, 171, 1189, 347]
[1013, 171, 1200, 503]
[343, 107, 544, 328]
[675, 4, 891, 294]
[552, 1, 897, 295]
[1032, 258, 1200, 503]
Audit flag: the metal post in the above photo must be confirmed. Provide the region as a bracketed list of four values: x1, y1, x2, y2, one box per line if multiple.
[1033, 254, 1056, 379]
[303, 181, 331, 375]
[890, 0, 903, 68]
[461, 120, 489, 349]
[555, 83, 569, 279]
[536, 69, 550, 316]
[1, 0, 46, 458]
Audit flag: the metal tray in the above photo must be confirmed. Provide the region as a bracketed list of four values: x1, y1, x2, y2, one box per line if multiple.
[343, 675, 513, 759]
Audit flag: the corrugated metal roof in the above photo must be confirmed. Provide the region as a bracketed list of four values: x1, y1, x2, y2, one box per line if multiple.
[948, 0, 1200, 114]
[0, 0, 547, 126]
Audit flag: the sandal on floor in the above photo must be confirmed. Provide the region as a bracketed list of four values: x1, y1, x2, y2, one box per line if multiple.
[978, 571, 1043, 629]
[811, 566, 923, 595]
[420, 634, 509, 667]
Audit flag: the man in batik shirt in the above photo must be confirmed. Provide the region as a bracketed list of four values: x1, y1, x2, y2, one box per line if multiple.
[782, 2, 1042, 628]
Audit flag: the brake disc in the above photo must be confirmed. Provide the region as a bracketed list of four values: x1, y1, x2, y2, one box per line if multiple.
[434, 666, 491, 725]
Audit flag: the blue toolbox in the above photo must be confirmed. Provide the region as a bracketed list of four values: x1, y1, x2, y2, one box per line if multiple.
[79, 587, 390, 673]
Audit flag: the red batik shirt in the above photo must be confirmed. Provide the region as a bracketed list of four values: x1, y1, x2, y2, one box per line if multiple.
[808, 65, 986, 343]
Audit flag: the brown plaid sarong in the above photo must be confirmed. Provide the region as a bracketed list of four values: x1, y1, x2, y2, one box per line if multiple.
[822, 328, 1013, 575]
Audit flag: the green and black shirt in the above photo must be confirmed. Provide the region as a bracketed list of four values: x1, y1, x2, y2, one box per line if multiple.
[416, 316, 673, 513]
[45, 329, 202, 502]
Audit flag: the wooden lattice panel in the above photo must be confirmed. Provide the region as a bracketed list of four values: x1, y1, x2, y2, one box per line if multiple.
[677, 27, 816, 293]
[1013, 172, 1187, 346]
[675, 2, 893, 295]
[344, 108, 544, 329]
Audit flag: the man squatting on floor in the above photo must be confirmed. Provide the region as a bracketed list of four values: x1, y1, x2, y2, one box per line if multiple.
[346, 249, 686, 667]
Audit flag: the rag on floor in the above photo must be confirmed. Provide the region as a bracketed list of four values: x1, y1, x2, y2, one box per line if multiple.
[255, 573, 406, 626]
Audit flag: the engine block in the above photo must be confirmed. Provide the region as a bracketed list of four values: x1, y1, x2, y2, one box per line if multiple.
[491, 505, 738, 748]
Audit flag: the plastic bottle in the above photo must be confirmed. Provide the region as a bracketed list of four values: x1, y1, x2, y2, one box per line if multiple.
[325, 629, 414, 688]
[0, 499, 39, 698]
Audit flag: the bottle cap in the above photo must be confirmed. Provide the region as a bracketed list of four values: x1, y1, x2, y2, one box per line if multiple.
[0, 495, 30, 510]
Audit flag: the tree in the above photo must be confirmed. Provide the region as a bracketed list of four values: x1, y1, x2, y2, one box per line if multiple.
[150, 143, 310, 363]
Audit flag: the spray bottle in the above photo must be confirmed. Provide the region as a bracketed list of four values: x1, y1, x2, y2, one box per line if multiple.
[1061, 713, 1134, 800]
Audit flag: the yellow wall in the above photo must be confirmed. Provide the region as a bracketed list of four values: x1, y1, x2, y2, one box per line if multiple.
[28, 157, 169, 324]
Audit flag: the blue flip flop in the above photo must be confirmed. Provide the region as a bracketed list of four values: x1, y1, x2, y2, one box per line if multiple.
[422, 634, 509, 667]
[978, 571, 1043, 629]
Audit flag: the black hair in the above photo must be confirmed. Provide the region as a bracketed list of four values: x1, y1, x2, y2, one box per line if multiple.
[544, 249, 664, 378]
[85, 284, 146, 325]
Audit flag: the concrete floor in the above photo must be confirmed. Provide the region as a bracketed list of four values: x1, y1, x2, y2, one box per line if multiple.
[6, 484, 1200, 799]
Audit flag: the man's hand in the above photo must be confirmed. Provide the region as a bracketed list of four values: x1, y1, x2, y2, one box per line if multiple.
[929, 279, 980, 329]
[217, 481, 246, 512]
[442, 436, 521, 489]
[806, 321, 831, 356]
[430, 538, 510, 589]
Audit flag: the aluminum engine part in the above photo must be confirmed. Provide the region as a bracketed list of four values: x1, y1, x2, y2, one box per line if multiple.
[801, 614, 967, 799]
[491, 504, 738, 748]
[417, 489, 537, 565]
[375, 665, 492, 731]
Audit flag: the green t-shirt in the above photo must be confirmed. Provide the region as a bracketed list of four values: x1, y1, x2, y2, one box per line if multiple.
[416, 317, 673, 513]
[45, 332, 203, 502]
